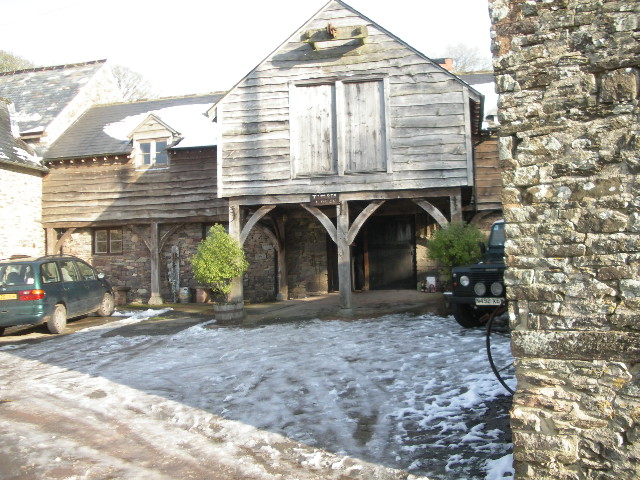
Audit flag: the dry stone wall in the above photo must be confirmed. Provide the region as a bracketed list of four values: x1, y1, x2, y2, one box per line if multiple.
[490, 0, 640, 477]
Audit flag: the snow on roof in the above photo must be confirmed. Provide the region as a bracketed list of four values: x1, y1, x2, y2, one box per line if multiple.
[473, 81, 498, 118]
[104, 103, 218, 148]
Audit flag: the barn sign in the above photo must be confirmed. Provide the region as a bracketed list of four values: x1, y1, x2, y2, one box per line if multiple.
[310, 193, 339, 206]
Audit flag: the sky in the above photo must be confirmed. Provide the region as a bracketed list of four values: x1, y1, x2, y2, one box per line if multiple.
[0, 0, 493, 96]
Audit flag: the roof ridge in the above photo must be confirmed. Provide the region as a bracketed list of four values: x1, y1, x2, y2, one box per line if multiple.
[90, 92, 227, 108]
[0, 59, 107, 77]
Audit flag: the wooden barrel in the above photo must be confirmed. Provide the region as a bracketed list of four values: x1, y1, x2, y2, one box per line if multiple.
[214, 302, 245, 324]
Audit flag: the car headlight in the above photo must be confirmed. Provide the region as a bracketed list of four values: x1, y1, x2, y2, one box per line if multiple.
[491, 282, 504, 296]
[460, 275, 470, 287]
[474, 282, 487, 296]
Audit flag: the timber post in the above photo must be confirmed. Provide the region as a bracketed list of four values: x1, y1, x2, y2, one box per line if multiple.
[336, 200, 352, 314]
[148, 222, 163, 305]
[228, 204, 244, 303]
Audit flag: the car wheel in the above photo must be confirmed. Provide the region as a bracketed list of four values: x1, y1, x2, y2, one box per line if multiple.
[452, 303, 485, 328]
[0, 327, 5, 336]
[48, 304, 67, 334]
[97, 292, 115, 317]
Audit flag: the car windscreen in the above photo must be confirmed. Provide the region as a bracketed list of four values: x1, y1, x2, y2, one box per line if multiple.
[488, 223, 505, 248]
[0, 264, 35, 287]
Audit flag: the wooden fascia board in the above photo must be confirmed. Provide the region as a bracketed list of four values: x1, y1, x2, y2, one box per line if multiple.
[226, 188, 467, 207]
[127, 113, 180, 140]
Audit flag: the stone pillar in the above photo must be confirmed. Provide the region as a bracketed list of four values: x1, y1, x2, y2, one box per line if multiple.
[490, 0, 640, 477]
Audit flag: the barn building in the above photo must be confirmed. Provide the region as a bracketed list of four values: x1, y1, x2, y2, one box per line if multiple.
[212, 0, 491, 311]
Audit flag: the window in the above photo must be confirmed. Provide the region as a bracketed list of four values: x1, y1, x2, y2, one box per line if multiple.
[1, 265, 34, 286]
[74, 260, 96, 281]
[94, 228, 123, 254]
[41, 262, 61, 284]
[290, 78, 389, 177]
[59, 260, 81, 282]
[137, 139, 168, 167]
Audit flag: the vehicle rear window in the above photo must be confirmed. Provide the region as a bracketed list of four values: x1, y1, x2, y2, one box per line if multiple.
[0, 264, 35, 286]
[41, 262, 61, 284]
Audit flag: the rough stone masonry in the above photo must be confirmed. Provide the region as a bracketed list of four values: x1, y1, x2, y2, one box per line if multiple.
[489, 0, 640, 478]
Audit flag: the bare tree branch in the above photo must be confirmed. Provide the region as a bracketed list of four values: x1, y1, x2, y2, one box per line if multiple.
[0, 50, 35, 73]
[111, 65, 157, 101]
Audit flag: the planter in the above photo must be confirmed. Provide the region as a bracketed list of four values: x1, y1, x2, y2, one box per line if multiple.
[214, 301, 245, 325]
[195, 286, 211, 303]
[113, 287, 130, 306]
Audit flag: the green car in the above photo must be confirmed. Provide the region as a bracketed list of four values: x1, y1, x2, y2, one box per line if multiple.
[0, 255, 115, 336]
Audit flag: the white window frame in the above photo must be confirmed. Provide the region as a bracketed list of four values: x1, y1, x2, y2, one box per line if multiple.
[134, 138, 170, 169]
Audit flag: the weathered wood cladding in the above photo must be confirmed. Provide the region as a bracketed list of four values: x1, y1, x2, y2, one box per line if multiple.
[474, 137, 501, 210]
[218, 2, 476, 199]
[42, 149, 226, 226]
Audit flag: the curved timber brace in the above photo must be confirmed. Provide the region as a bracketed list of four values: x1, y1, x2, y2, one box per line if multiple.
[412, 199, 448, 227]
[45, 227, 77, 255]
[229, 204, 284, 303]
[301, 199, 385, 313]
[129, 223, 184, 305]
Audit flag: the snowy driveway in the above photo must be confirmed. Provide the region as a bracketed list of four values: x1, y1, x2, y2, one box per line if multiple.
[0, 311, 514, 479]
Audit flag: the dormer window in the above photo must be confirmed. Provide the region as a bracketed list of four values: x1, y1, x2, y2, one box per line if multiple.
[138, 139, 168, 167]
[128, 113, 180, 170]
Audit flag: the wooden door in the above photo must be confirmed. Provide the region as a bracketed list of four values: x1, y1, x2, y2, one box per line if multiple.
[366, 216, 416, 290]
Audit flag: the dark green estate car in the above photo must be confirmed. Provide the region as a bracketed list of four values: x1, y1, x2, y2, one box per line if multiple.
[0, 255, 115, 335]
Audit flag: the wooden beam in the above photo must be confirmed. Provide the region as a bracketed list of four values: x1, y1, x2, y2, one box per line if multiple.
[413, 199, 449, 227]
[224, 188, 465, 207]
[450, 190, 463, 222]
[300, 204, 337, 244]
[45, 228, 58, 255]
[148, 223, 163, 305]
[228, 204, 244, 303]
[50, 228, 76, 254]
[347, 200, 385, 245]
[336, 201, 352, 314]
[240, 205, 276, 246]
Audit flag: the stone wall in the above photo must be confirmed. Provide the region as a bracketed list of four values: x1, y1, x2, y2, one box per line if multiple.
[63, 223, 276, 304]
[0, 165, 44, 258]
[490, 0, 640, 477]
[286, 215, 330, 298]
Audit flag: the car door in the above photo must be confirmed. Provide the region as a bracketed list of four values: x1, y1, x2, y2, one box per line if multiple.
[57, 259, 85, 317]
[74, 260, 103, 312]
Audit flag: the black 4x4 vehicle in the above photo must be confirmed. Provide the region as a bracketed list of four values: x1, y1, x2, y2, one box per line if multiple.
[447, 220, 506, 328]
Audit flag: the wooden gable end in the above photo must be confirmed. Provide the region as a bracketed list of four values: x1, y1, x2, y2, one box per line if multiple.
[217, 0, 480, 199]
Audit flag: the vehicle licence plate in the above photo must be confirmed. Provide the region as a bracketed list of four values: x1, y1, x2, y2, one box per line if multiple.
[0, 293, 18, 301]
[476, 297, 503, 306]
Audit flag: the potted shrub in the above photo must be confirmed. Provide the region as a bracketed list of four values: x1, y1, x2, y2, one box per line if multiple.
[191, 224, 249, 323]
[427, 222, 486, 289]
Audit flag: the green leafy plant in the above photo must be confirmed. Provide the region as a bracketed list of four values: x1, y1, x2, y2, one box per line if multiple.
[427, 222, 486, 281]
[191, 224, 249, 300]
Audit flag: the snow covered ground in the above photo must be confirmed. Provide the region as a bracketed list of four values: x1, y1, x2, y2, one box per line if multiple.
[0, 310, 514, 479]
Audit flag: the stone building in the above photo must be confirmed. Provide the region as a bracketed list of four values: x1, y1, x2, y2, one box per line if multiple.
[0, 60, 124, 260]
[490, 0, 640, 477]
[0, 99, 47, 258]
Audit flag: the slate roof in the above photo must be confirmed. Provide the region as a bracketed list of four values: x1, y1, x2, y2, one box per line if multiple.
[0, 60, 108, 136]
[0, 100, 46, 172]
[44, 94, 224, 160]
